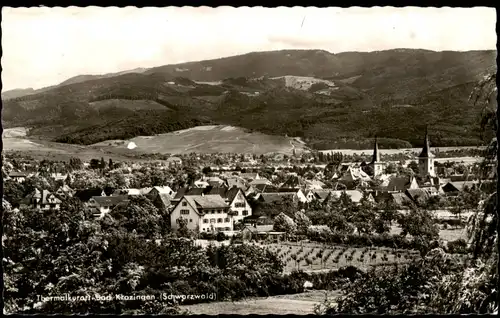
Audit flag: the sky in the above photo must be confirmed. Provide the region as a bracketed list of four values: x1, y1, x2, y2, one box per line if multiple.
[1, 6, 497, 91]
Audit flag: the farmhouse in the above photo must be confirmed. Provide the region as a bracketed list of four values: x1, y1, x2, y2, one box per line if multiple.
[170, 194, 232, 233]
[20, 189, 62, 211]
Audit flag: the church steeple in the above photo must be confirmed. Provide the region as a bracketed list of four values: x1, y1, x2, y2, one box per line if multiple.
[418, 126, 434, 158]
[418, 126, 436, 177]
[370, 136, 384, 177]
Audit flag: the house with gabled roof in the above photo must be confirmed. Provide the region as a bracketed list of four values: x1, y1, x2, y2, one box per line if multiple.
[170, 186, 252, 224]
[442, 181, 480, 197]
[252, 183, 280, 193]
[170, 194, 232, 233]
[304, 179, 326, 190]
[256, 192, 296, 207]
[390, 192, 414, 208]
[55, 184, 75, 199]
[8, 171, 27, 183]
[74, 188, 112, 202]
[339, 166, 371, 187]
[204, 186, 252, 223]
[20, 189, 62, 211]
[405, 188, 432, 206]
[309, 189, 333, 203]
[148, 186, 175, 197]
[281, 175, 307, 189]
[239, 172, 260, 181]
[386, 176, 419, 193]
[150, 193, 173, 216]
[87, 195, 129, 219]
[226, 177, 248, 190]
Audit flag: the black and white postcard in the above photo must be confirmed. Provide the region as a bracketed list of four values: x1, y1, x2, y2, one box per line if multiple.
[1, 6, 498, 315]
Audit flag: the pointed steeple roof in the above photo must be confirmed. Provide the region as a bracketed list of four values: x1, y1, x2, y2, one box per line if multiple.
[371, 136, 380, 163]
[418, 126, 435, 158]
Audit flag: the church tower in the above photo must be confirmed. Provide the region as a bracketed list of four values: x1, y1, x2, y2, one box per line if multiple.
[418, 127, 436, 177]
[371, 137, 385, 177]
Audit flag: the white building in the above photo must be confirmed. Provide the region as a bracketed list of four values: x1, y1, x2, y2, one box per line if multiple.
[170, 194, 233, 233]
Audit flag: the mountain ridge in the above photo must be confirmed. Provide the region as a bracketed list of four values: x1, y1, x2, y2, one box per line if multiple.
[2, 48, 496, 151]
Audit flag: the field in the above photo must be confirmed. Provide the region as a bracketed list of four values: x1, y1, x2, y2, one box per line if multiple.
[181, 289, 340, 315]
[257, 242, 420, 273]
[389, 224, 468, 242]
[2, 125, 308, 158]
[91, 125, 308, 155]
[2, 127, 144, 162]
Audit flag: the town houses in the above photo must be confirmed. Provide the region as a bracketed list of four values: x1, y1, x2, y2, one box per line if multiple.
[2, 130, 492, 236]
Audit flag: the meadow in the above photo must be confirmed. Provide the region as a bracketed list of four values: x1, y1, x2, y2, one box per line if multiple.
[91, 125, 307, 155]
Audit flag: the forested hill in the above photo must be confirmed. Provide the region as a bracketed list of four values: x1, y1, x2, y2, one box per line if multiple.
[2, 48, 496, 149]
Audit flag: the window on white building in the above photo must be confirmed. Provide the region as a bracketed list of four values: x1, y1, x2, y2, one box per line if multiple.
[217, 218, 223, 223]
[224, 218, 230, 222]
[203, 219, 209, 224]
[182, 202, 187, 206]
[242, 210, 249, 216]
[180, 209, 189, 215]
[210, 219, 216, 223]
[189, 219, 193, 222]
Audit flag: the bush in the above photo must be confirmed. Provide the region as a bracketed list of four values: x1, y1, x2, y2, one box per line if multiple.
[216, 231, 227, 242]
[446, 239, 468, 254]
